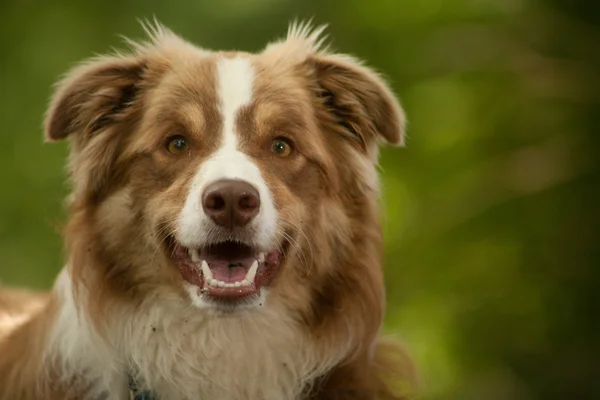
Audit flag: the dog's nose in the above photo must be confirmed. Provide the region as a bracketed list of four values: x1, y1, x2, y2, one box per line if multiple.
[202, 180, 260, 228]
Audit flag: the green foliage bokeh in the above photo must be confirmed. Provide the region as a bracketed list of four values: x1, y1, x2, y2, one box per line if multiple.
[0, 0, 598, 399]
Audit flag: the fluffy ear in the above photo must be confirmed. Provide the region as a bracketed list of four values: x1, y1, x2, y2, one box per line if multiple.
[309, 54, 405, 148]
[44, 55, 145, 143]
[44, 55, 147, 202]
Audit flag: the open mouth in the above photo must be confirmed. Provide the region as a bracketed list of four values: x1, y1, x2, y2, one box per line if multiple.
[170, 240, 284, 300]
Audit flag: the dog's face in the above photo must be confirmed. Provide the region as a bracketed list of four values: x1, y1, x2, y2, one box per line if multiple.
[46, 24, 404, 314]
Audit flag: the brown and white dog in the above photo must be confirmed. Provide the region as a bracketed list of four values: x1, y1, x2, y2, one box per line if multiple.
[0, 22, 415, 399]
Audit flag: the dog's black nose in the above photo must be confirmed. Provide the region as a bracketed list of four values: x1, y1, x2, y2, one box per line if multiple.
[202, 179, 260, 228]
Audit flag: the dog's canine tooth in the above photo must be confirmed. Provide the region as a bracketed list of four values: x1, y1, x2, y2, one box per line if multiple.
[201, 260, 212, 281]
[245, 260, 258, 283]
[258, 252, 265, 263]
[191, 249, 200, 263]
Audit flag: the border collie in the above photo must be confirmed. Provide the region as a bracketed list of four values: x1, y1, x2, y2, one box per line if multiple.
[0, 22, 416, 400]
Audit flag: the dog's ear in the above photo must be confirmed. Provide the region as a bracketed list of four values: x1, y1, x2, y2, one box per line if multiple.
[309, 54, 405, 149]
[44, 55, 147, 202]
[45, 55, 145, 144]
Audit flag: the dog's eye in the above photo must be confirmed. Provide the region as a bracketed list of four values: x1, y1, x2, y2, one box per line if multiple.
[271, 138, 292, 157]
[167, 136, 188, 155]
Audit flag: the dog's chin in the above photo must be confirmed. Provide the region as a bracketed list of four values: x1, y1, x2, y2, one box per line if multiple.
[165, 236, 288, 312]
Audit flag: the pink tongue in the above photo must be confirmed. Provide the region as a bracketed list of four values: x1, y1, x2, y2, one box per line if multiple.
[210, 264, 247, 283]
[205, 258, 253, 283]
[202, 243, 256, 284]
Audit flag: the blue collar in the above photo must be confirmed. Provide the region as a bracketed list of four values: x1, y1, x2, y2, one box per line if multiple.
[128, 376, 155, 400]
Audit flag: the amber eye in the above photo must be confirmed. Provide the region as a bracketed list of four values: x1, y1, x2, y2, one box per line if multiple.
[167, 136, 188, 155]
[271, 138, 292, 157]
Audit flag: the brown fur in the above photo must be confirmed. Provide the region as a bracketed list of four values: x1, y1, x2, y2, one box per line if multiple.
[0, 23, 416, 399]
[0, 289, 63, 399]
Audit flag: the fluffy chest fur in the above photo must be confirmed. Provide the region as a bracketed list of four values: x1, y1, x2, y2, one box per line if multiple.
[47, 272, 342, 400]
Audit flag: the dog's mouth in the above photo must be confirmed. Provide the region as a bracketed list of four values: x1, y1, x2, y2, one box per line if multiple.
[170, 239, 284, 300]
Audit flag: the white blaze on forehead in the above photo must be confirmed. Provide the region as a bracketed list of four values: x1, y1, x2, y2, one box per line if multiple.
[178, 56, 277, 254]
[218, 57, 254, 133]
[203, 56, 258, 180]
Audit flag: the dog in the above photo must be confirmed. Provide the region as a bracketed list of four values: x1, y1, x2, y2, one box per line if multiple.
[0, 22, 416, 399]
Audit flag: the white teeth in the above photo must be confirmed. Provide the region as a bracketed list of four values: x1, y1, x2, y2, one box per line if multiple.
[200, 260, 258, 290]
[209, 279, 251, 289]
[201, 260, 212, 281]
[188, 247, 267, 291]
[245, 260, 258, 283]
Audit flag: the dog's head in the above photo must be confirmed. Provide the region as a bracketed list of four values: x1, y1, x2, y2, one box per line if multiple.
[47, 23, 404, 319]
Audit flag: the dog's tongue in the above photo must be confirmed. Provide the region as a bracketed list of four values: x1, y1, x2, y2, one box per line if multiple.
[205, 260, 250, 283]
[203, 243, 255, 283]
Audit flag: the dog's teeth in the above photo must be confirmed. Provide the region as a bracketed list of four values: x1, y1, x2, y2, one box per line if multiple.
[210, 279, 218, 287]
[191, 249, 200, 263]
[218, 281, 225, 288]
[241, 279, 250, 287]
[225, 283, 234, 288]
[258, 252, 265, 263]
[245, 260, 258, 283]
[201, 260, 212, 281]
[234, 281, 241, 288]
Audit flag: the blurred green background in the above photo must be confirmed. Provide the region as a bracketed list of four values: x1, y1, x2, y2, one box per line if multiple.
[1, 0, 598, 399]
